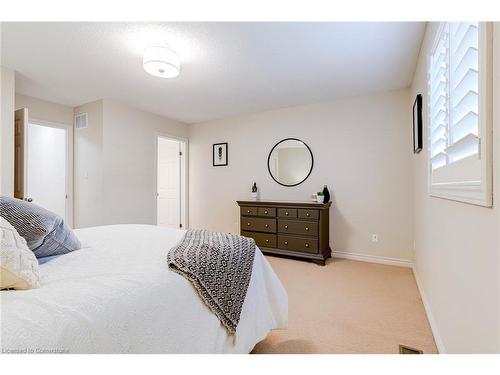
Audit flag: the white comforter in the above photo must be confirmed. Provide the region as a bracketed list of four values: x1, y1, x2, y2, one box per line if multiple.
[0, 225, 288, 353]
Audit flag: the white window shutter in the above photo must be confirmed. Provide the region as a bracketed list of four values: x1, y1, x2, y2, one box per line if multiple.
[427, 22, 492, 207]
[448, 22, 479, 163]
[429, 25, 449, 170]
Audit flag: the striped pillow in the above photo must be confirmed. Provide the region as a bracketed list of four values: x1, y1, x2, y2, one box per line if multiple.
[0, 196, 81, 258]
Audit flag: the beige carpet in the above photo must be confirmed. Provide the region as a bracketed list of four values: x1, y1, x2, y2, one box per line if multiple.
[252, 256, 438, 354]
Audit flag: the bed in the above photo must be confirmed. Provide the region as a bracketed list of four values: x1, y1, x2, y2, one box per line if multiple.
[0, 224, 288, 353]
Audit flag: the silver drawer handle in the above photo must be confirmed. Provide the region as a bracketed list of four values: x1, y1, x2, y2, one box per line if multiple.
[306, 213, 310, 217]
[265, 239, 269, 243]
[305, 243, 309, 248]
[284, 241, 288, 245]
[285, 212, 289, 216]
[305, 227, 309, 231]
[284, 225, 288, 229]
[265, 224, 269, 228]
[264, 210, 268, 214]
[247, 210, 251, 213]
[247, 222, 251, 226]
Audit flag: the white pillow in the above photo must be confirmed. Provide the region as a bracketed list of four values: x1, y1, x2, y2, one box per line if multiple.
[1, 217, 40, 290]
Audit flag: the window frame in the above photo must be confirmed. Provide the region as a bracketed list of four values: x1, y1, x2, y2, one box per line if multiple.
[426, 22, 493, 207]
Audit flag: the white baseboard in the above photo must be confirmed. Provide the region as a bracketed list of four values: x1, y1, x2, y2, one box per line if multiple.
[412, 266, 446, 354]
[332, 250, 414, 268]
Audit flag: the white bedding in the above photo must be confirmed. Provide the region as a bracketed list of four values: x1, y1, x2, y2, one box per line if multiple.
[0, 225, 288, 353]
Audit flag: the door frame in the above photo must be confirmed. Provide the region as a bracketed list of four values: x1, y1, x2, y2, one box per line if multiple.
[27, 118, 74, 228]
[155, 133, 189, 229]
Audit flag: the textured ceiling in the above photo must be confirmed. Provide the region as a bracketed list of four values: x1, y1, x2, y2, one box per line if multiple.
[1, 22, 425, 123]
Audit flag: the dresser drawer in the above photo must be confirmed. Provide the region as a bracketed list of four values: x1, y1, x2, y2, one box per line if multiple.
[277, 208, 297, 218]
[278, 235, 318, 254]
[242, 231, 277, 248]
[258, 207, 276, 217]
[298, 209, 319, 220]
[241, 206, 258, 216]
[238, 200, 331, 264]
[278, 220, 318, 236]
[241, 217, 276, 233]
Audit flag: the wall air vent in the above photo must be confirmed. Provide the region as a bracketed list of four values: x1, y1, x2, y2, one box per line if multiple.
[74, 112, 88, 129]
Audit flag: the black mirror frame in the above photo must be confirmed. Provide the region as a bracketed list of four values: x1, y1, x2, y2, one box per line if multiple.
[267, 137, 314, 187]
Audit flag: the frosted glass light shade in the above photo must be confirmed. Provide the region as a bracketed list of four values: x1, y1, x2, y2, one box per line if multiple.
[143, 45, 180, 78]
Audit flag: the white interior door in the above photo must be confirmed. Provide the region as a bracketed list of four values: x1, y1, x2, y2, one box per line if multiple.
[14, 108, 28, 199]
[157, 137, 181, 228]
[25, 122, 67, 220]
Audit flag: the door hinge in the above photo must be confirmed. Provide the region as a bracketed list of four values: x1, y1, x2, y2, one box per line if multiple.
[179, 223, 183, 228]
[179, 151, 182, 156]
[478, 137, 482, 160]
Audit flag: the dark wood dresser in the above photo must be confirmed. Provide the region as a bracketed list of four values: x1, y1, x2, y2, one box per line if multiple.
[237, 200, 332, 265]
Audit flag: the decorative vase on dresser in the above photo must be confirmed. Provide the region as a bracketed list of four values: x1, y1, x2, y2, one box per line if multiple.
[237, 200, 332, 265]
[322, 185, 330, 203]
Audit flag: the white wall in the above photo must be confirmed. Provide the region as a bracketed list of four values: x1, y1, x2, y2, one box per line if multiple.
[74, 100, 104, 227]
[189, 89, 414, 262]
[0, 66, 15, 196]
[73, 99, 188, 227]
[16, 94, 73, 126]
[101, 99, 188, 226]
[410, 22, 500, 353]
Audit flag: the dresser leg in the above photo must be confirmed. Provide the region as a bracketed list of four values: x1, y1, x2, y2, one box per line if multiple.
[326, 248, 332, 259]
[312, 259, 326, 266]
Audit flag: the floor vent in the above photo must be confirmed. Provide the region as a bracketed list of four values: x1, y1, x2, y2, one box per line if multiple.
[399, 344, 423, 354]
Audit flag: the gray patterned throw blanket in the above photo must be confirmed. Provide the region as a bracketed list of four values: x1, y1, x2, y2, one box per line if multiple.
[167, 229, 256, 334]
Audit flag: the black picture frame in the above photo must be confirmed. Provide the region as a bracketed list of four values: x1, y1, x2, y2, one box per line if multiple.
[213, 142, 228, 166]
[413, 94, 423, 154]
[267, 137, 314, 187]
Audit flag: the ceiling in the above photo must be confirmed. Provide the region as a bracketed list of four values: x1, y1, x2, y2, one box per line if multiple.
[1, 22, 425, 124]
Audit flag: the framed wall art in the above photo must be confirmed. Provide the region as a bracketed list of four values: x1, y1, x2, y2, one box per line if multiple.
[213, 142, 228, 166]
[413, 94, 423, 154]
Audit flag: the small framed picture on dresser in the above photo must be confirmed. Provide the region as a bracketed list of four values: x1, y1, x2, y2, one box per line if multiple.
[213, 142, 228, 166]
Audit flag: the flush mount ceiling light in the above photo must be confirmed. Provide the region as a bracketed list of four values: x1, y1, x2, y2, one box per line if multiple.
[143, 45, 180, 78]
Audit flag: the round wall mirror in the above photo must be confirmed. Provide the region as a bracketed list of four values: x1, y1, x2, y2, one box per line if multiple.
[267, 138, 313, 187]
